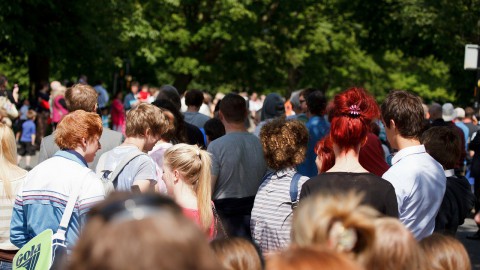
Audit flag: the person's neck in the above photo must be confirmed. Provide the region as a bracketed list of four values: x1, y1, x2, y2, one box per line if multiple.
[464, 118, 473, 124]
[186, 106, 200, 113]
[122, 137, 146, 152]
[328, 147, 367, 173]
[396, 137, 421, 151]
[173, 182, 198, 209]
[224, 121, 247, 133]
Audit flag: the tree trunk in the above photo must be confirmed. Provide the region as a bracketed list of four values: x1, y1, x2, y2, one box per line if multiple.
[28, 53, 49, 99]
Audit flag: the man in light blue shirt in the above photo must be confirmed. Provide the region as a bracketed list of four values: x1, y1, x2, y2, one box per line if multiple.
[93, 80, 109, 109]
[381, 90, 446, 240]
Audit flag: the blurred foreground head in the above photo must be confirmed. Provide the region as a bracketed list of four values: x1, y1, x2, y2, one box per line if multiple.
[69, 192, 220, 270]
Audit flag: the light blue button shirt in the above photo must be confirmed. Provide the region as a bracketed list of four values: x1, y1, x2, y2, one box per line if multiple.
[382, 145, 446, 240]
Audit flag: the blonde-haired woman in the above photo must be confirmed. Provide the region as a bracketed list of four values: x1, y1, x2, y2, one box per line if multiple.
[163, 143, 216, 239]
[0, 124, 27, 268]
[292, 192, 377, 267]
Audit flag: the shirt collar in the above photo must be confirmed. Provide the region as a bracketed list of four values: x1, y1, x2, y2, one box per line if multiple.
[54, 150, 88, 167]
[391, 145, 426, 165]
[444, 169, 455, 177]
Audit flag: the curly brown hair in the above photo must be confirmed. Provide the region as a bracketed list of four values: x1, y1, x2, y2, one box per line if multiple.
[260, 118, 308, 170]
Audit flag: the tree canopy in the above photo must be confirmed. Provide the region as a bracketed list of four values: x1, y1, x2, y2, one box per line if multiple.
[0, 0, 479, 103]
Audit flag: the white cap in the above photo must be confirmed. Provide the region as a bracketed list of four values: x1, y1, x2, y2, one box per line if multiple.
[454, 107, 465, 119]
[442, 103, 456, 122]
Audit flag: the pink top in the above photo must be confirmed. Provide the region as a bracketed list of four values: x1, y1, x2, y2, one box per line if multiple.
[111, 99, 125, 126]
[182, 207, 216, 240]
[52, 95, 68, 123]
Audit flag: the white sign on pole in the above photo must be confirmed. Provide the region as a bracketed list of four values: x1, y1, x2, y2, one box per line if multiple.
[465, 44, 479, 70]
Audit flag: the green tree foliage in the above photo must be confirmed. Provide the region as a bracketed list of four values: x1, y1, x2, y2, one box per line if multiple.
[0, 0, 479, 103]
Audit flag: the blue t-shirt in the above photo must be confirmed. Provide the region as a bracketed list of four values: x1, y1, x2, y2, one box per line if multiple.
[20, 120, 36, 142]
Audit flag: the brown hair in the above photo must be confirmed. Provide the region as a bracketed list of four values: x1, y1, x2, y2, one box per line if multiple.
[260, 118, 308, 170]
[292, 192, 378, 267]
[266, 246, 364, 270]
[69, 193, 220, 270]
[125, 103, 173, 138]
[164, 144, 213, 232]
[421, 126, 461, 170]
[65, 84, 98, 112]
[54, 110, 102, 150]
[210, 237, 262, 270]
[366, 218, 426, 270]
[420, 233, 471, 270]
[381, 90, 425, 139]
[26, 109, 36, 120]
[219, 93, 247, 123]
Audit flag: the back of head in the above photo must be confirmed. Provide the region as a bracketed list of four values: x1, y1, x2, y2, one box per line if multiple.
[152, 98, 187, 143]
[330, 87, 379, 151]
[292, 192, 378, 266]
[306, 90, 327, 116]
[157, 85, 181, 110]
[381, 90, 425, 139]
[55, 110, 103, 150]
[289, 90, 303, 111]
[421, 126, 460, 170]
[185, 89, 205, 108]
[442, 103, 456, 122]
[210, 237, 262, 270]
[65, 84, 98, 112]
[70, 193, 220, 270]
[163, 144, 213, 231]
[465, 107, 475, 119]
[314, 135, 335, 173]
[266, 246, 363, 270]
[429, 103, 442, 120]
[0, 74, 7, 90]
[455, 107, 465, 120]
[261, 93, 285, 121]
[420, 233, 471, 270]
[126, 103, 173, 138]
[367, 217, 426, 270]
[219, 93, 247, 124]
[204, 118, 225, 142]
[260, 118, 308, 170]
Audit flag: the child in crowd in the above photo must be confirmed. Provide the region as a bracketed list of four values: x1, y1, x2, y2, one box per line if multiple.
[251, 118, 309, 254]
[421, 126, 475, 235]
[17, 110, 36, 170]
[138, 84, 150, 103]
[15, 99, 30, 141]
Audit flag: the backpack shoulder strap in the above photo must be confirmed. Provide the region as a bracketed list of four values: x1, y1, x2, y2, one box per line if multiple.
[109, 150, 147, 187]
[289, 173, 302, 209]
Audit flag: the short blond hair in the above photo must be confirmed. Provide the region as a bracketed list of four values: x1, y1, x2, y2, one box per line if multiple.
[420, 233, 471, 270]
[55, 110, 102, 150]
[125, 103, 173, 137]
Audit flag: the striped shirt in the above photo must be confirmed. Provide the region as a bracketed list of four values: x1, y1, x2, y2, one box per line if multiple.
[250, 168, 309, 254]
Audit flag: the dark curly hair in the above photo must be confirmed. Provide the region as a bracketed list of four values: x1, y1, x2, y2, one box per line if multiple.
[260, 118, 309, 170]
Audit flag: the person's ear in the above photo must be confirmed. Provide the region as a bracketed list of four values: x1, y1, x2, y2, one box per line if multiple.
[390, 119, 397, 130]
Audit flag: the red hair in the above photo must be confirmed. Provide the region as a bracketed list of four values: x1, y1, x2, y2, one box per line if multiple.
[314, 135, 335, 173]
[330, 87, 379, 151]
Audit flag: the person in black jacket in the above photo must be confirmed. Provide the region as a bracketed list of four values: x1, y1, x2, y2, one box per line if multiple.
[468, 128, 480, 239]
[421, 126, 475, 235]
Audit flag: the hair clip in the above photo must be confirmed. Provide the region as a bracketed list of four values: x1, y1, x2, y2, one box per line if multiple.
[328, 221, 357, 252]
[349, 105, 361, 117]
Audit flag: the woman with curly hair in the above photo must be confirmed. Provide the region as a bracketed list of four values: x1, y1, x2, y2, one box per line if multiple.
[250, 118, 309, 255]
[300, 87, 398, 217]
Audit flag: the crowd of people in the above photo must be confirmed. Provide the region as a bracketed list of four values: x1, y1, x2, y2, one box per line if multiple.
[0, 72, 478, 269]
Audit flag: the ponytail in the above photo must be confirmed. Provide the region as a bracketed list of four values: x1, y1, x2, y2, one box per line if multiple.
[196, 149, 213, 232]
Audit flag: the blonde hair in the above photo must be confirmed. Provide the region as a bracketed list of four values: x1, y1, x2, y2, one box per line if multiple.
[164, 143, 213, 232]
[210, 237, 262, 270]
[266, 246, 364, 270]
[126, 103, 174, 138]
[420, 233, 471, 270]
[0, 124, 26, 199]
[366, 218, 426, 270]
[292, 192, 378, 266]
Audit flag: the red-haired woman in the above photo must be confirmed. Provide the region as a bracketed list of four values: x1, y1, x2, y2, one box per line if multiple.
[300, 87, 398, 217]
